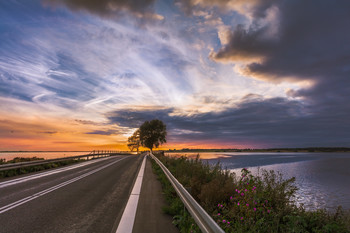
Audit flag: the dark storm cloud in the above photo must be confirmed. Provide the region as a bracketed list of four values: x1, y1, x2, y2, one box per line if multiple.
[39, 131, 58, 135]
[44, 0, 158, 19]
[210, 24, 274, 63]
[107, 96, 350, 148]
[85, 129, 121, 135]
[208, 0, 350, 147]
[107, 108, 174, 128]
[211, 0, 350, 84]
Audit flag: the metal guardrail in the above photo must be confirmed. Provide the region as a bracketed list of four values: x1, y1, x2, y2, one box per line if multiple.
[149, 152, 225, 233]
[0, 151, 126, 172]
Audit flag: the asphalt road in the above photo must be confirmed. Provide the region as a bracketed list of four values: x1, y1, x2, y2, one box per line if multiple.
[0, 155, 143, 233]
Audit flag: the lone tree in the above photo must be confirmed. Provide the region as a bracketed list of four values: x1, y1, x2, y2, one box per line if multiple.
[127, 129, 140, 153]
[139, 119, 167, 151]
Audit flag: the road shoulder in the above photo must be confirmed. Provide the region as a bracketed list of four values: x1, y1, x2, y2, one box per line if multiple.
[132, 156, 179, 233]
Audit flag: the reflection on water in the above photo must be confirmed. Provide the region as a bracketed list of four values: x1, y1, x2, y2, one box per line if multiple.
[169, 152, 350, 211]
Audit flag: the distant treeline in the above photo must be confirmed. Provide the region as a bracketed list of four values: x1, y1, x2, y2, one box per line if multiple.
[165, 147, 350, 153]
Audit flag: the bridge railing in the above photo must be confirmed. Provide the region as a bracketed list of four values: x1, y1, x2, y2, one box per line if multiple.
[0, 150, 129, 172]
[149, 152, 225, 233]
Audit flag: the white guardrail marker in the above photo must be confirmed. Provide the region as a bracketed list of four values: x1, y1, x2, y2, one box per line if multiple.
[149, 152, 225, 233]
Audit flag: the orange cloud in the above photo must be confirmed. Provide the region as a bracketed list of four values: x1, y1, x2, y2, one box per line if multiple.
[0, 115, 128, 151]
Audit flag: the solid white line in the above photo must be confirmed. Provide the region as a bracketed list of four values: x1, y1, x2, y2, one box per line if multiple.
[116, 155, 146, 233]
[0, 156, 115, 189]
[0, 157, 128, 214]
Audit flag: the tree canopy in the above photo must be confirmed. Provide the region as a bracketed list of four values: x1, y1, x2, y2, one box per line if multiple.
[139, 119, 167, 151]
[127, 129, 140, 153]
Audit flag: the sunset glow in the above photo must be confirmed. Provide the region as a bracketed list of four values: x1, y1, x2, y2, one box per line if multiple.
[1, 1, 350, 151]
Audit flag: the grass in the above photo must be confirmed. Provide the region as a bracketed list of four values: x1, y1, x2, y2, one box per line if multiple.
[151, 158, 200, 233]
[152, 152, 350, 233]
[0, 157, 85, 178]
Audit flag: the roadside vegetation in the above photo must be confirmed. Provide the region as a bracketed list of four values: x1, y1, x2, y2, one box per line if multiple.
[0, 157, 85, 178]
[151, 158, 200, 233]
[152, 152, 350, 233]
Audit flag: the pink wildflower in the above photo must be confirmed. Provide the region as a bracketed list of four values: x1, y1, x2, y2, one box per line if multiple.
[223, 220, 226, 223]
[240, 217, 244, 220]
[254, 208, 257, 211]
[227, 222, 230, 224]
[246, 204, 249, 207]
[218, 213, 221, 216]
[241, 193, 244, 196]
[245, 189, 247, 192]
[230, 196, 233, 200]
[237, 202, 240, 206]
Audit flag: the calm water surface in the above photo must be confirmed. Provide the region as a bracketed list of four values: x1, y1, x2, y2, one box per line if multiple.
[168, 152, 350, 211]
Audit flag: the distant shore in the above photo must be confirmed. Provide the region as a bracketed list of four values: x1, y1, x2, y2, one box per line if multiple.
[2, 147, 350, 154]
[0, 151, 89, 153]
[163, 147, 350, 153]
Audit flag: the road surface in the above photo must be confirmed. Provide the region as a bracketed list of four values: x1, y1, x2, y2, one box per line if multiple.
[0, 155, 143, 233]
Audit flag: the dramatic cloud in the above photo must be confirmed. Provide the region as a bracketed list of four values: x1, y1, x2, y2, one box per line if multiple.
[106, 95, 350, 148]
[178, 0, 278, 18]
[107, 108, 174, 129]
[44, 0, 162, 20]
[85, 129, 121, 135]
[1, 0, 350, 150]
[209, 0, 350, 137]
[211, 0, 350, 83]
[210, 24, 273, 63]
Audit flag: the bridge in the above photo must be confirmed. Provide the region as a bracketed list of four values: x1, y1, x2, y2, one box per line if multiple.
[0, 152, 224, 233]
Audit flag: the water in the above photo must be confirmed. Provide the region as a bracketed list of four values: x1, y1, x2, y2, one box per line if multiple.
[167, 152, 350, 211]
[0, 151, 90, 161]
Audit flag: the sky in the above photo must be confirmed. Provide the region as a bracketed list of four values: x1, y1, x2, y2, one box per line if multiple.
[1, 0, 350, 151]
